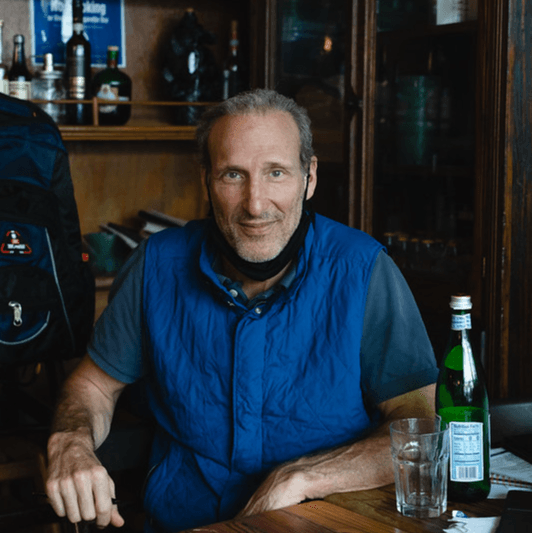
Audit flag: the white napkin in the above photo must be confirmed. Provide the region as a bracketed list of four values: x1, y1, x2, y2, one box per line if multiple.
[444, 511, 501, 533]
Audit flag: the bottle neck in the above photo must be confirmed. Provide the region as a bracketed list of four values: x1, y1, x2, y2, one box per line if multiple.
[73, 0, 84, 25]
[107, 52, 118, 69]
[12, 43, 25, 66]
[451, 310, 471, 331]
[73, 22, 84, 35]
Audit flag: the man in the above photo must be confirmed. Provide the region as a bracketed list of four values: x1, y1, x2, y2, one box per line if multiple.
[46, 89, 438, 532]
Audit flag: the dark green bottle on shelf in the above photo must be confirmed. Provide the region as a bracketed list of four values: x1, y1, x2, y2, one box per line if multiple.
[65, 0, 92, 125]
[92, 45, 132, 125]
[436, 294, 491, 502]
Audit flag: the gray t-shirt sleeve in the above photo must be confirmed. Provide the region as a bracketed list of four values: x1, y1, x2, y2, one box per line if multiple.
[88, 239, 147, 384]
[360, 250, 438, 409]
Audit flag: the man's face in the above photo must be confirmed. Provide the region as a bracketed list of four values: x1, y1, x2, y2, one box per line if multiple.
[205, 111, 317, 263]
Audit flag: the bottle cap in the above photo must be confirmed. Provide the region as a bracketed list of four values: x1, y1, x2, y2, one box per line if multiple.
[43, 53, 54, 72]
[39, 53, 61, 80]
[450, 294, 472, 310]
[108, 45, 119, 52]
[14, 34, 24, 44]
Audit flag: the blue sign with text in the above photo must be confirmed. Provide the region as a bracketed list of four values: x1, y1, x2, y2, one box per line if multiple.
[31, 0, 126, 67]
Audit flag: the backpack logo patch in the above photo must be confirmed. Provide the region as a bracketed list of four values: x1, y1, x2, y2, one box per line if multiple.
[1, 230, 33, 255]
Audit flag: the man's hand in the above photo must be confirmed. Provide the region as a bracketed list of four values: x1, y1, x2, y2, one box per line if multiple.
[46, 429, 124, 528]
[238, 463, 310, 517]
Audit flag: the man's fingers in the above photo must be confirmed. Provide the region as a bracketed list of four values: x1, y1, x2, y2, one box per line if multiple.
[108, 477, 125, 528]
[45, 480, 67, 518]
[73, 471, 99, 522]
[59, 478, 85, 523]
[110, 505, 126, 528]
[93, 477, 124, 528]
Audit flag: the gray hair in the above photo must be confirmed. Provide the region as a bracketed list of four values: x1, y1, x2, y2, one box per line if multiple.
[196, 88, 314, 176]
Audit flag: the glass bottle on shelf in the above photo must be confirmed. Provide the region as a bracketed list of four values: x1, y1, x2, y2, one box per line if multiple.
[8, 35, 32, 100]
[436, 294, 490, 502]
[222, 20, 243, 100]
[0, 20, 8, 95]
[65, 0, 92, 125]
[32, 53, 67, 124]
[92, 46, 132, 125]
[161, 8, 220, 125]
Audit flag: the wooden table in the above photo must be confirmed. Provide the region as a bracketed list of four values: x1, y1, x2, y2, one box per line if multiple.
[325, 484, 505, 533]
[178, 485, 505, 533]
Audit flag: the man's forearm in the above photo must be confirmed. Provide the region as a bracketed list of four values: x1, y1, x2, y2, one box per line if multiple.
[46, 356, 127, 528]
[238, 422, 393, 518]
[290, 422, 394, 498]
[240, 384, 436, 516]
[50, 355, 125, 449]
[51, 382, 114, 450]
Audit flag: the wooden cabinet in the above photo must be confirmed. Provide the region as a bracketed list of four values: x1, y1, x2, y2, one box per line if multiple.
[262, 0, 531, 400]
[3, 0, 530, 399]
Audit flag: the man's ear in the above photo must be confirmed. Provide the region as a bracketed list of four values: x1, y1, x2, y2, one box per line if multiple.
[306, 156, 318, 201]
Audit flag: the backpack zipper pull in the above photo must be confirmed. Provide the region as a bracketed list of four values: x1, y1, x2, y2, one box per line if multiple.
[8, 301, 23, 326]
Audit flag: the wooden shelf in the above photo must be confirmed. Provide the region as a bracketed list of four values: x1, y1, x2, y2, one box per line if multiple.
[59, 123, 197, 142]
[30, 98, 216, 141]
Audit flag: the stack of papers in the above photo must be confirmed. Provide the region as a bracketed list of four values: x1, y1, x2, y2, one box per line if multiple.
[138, 210, 188, 234]
[489, 447, 532, 499]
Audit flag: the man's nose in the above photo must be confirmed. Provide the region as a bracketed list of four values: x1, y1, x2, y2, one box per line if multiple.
[243, 176, 268, 216]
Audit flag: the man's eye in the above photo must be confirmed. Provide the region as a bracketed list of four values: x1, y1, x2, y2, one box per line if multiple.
[270, 170, 284, 178]
[224, 171, 242, 180]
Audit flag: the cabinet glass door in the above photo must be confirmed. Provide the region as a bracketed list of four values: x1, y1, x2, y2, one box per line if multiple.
[269, 0, 480, 353]
[271, 0, 350, 223]
[373, 2, 478, 351]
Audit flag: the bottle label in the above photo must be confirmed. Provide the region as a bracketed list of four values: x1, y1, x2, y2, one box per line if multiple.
[97, 84, 119, 113]
[9, 80, 31, 100]
[450, 421, 484, 482]
[451, 313, 471, 330]
[68, 46, 88, 99]
[69, 76, 86, 99]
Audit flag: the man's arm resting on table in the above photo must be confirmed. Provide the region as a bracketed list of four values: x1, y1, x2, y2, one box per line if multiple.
[46, 354, 128, 528]
[239, 383, 436, 517]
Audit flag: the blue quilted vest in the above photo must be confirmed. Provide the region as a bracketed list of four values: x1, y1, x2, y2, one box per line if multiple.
[141, 214, 383, 531]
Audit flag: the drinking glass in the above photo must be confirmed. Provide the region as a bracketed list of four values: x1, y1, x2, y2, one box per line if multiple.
[390, 417, 449, 518]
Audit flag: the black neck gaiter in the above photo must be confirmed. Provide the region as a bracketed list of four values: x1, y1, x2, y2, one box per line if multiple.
[209, 208, 313, 281]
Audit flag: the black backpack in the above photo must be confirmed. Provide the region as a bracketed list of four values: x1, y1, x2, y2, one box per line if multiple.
[0, 93, 95, 370]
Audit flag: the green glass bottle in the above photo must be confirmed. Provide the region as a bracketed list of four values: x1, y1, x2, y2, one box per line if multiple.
[92, 45, 132, 125]
[436, 295, 491, 502]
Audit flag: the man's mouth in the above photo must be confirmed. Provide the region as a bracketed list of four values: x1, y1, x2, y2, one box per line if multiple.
[238, 219, 277, 236]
